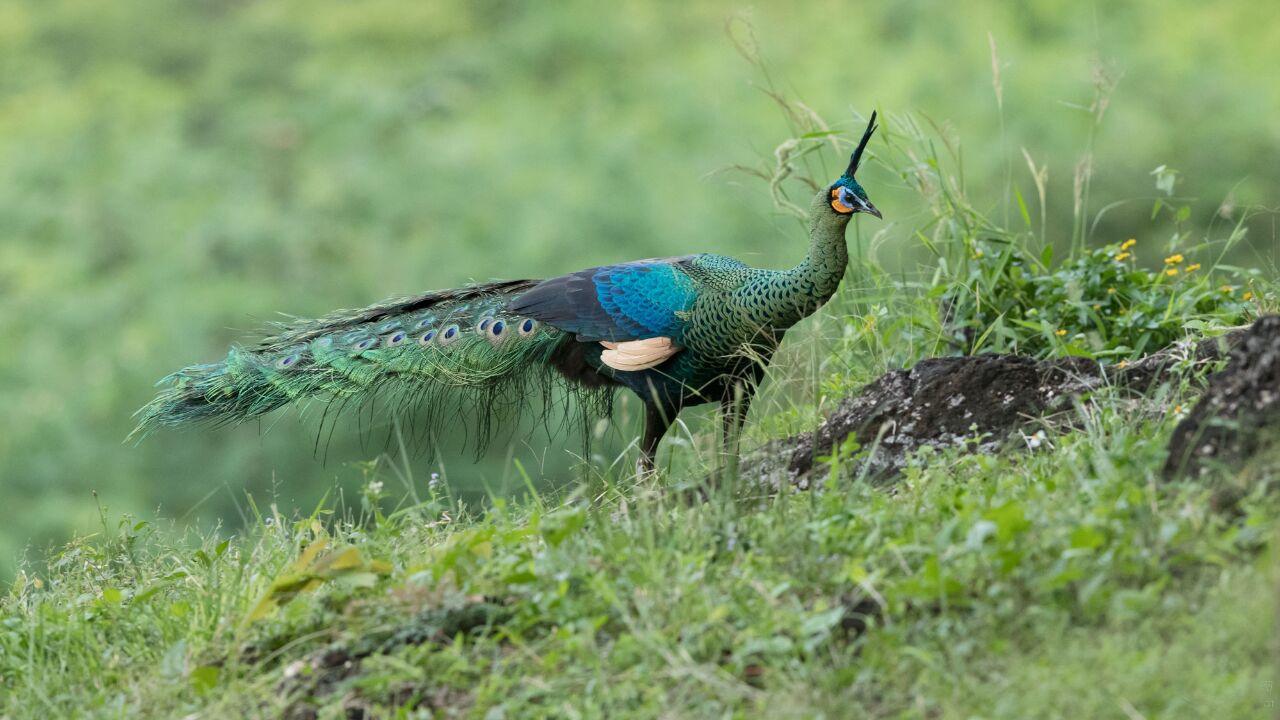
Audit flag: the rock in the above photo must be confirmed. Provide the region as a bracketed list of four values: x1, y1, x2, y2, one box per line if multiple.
[1164, 315, 1280, 480]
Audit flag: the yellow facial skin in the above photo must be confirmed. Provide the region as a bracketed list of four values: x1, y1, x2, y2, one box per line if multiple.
[830, 187, 855, 214]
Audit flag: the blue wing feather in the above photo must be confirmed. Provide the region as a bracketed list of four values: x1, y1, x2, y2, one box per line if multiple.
[507, 256, 700, 342]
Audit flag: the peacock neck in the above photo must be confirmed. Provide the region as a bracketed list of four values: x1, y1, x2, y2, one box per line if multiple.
[768, 189, 852, 327]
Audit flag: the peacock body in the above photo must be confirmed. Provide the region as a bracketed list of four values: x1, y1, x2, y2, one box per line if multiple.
[135, 114, 882, 470]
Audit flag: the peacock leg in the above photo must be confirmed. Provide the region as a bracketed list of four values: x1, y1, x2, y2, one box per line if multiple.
[719, 381, 754, 482]
[637, 401, 675, 475]
[721, 382, 753, 449]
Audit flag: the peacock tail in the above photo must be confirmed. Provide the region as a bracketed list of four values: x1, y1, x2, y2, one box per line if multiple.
[130, 279, 613, 454]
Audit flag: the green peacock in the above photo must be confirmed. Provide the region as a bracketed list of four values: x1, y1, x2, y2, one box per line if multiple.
[134, 114, 882, 472]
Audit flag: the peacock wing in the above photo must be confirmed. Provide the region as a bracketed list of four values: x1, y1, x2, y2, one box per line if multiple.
[506, 256, 700, 343]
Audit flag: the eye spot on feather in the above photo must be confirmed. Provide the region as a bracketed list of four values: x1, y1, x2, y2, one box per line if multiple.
[275, 353, 302, 369]
[486, 319, 508, 346]
[385, 331, 406, 347]
[418, 329, 436, 345]
[377, 321, 400, 333]
[415, 318, 433, 329]
[440, 325, 460, 345]
[354, 338, 376, 351]
[476, 318, 492, 334]
[518, 318, 537, 336]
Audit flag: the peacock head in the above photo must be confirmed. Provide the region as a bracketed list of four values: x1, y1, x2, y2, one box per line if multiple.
[828, 111, 882, 219]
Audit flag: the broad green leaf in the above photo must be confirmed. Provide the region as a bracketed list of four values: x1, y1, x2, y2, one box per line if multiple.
[190, 665, 220, 694]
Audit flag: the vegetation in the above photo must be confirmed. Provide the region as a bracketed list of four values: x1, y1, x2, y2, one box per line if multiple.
[937, 210, 1259, 360]
[2, 1, 1278, 716]
[2, 0, 1279, 577]
[2, 393, 1276, 717]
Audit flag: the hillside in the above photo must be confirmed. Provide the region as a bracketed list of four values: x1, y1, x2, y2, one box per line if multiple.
[3, 226, 1277, 718]
[2, 333, 1276, 717]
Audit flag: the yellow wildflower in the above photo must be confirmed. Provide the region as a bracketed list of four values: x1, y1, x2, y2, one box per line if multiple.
[1121, 238, 1137, 250]
[1055, 329, 1068, 337]
[1185, 263, 1200, 272]
[1115, 252, 1131, 262]
[1174, 404, 1183, 415]
[1107, 287, 1117, 295]
[1166, 268, 1179, 277]
[1164, 254, 1184, 265]
[1219, 285, 1233, 294]
[1116, 360, 1129, 369]
[1243, 291, 1254, 301]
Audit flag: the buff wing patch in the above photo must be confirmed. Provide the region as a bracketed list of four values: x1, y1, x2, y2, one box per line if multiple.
[599, 337, 681, 371]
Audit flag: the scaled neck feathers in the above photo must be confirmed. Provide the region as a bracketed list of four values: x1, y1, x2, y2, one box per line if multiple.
[766, 189, 852, 328]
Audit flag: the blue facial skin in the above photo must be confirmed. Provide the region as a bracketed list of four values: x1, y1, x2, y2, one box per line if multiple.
[830, 174, 881, 218]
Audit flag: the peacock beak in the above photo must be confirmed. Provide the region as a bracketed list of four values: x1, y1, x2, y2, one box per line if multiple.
[861, 200, 882, 219]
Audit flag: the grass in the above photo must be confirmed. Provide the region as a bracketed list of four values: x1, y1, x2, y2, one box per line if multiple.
[1, 398, 1276, 717]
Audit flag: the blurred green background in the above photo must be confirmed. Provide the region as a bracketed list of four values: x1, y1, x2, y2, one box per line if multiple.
[1, 0, 1276, 578]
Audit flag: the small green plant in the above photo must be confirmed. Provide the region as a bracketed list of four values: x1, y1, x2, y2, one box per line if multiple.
[942, 235, 1257, 360]
[937, 163, 1263, 360]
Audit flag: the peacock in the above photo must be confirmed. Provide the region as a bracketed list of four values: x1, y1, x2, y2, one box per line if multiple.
[134, 113, 881, 472]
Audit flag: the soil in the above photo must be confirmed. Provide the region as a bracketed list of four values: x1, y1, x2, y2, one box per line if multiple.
[747, 323, 1257, 488]
[784, 354, 1099, 483]
[1164, 315, 1280, 479]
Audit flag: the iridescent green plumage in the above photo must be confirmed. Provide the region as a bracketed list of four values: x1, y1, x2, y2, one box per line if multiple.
[136, 113, 881, 470]
[132, 279, 612, 453]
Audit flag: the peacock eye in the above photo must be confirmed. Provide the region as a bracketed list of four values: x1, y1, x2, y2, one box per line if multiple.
[831, 186, 855, 214]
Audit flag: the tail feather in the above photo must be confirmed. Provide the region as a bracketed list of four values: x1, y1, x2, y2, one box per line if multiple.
[130, 279, 613, 452]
